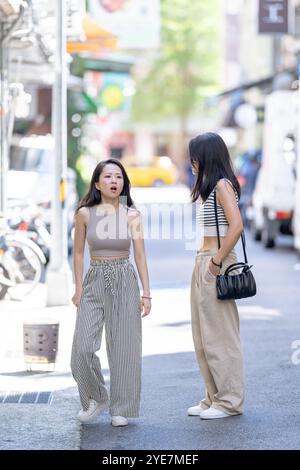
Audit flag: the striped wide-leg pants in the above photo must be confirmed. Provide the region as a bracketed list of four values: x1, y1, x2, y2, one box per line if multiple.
[71, 258, 142, 417]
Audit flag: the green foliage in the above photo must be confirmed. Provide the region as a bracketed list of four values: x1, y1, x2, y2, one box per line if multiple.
[132, 0, 221, 123]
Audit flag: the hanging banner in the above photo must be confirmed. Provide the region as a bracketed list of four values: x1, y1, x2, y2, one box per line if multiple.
[87, 0, 160, 49]
[258, 0, 291, 34]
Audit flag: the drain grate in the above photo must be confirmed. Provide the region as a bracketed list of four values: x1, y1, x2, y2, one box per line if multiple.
[0, 391, 53, 404]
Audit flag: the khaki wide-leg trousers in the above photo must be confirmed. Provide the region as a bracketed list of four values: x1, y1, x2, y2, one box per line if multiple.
[71, 258, 142, 417]
[190, 249, 244, 415]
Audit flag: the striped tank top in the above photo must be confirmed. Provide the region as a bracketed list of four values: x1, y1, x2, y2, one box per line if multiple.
[196, 178, 239, 237]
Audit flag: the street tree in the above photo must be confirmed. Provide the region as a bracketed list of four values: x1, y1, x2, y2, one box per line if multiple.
[132, 0, 221, 179]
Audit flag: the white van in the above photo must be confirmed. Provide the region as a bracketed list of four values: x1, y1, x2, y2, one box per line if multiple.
[293, 137, 300, 255]
[251, 90, 297, 248]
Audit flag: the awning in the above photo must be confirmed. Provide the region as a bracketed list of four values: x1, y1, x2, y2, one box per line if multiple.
[67, 14, 117, 53]
[215, 68, 296, 99]
[71, 55, 135, 76]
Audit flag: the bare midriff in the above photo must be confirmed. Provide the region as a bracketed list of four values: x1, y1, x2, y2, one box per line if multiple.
[90, 254, 129, 261]
[198, 236, 225, 252]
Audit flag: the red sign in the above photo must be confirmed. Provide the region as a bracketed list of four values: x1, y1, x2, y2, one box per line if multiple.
[258, 0, 290, 34]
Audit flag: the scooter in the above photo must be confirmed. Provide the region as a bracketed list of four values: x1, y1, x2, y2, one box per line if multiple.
[8, 206, 51, 264]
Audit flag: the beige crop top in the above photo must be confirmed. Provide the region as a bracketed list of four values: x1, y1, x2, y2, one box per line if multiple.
[86, 204, 131, 257]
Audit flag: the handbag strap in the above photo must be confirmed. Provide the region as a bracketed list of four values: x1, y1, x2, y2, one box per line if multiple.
[213, 187, 248, 264]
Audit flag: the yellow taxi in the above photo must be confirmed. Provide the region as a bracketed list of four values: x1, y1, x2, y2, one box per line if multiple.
[123, 156, 178, 187]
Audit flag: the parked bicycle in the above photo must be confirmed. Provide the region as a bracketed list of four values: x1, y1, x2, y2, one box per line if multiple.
[0, 215, 46, 300]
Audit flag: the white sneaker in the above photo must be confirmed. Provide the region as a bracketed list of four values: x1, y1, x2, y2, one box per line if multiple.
[187, 404, 208, 416]
[111, 415, 129, 427]
[200, 406, 231, 420]
[77, 399, 107, 423]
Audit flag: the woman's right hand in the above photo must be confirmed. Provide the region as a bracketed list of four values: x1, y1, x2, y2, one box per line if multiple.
[72, 287, 83, 307]
[141, 297, 151, 318]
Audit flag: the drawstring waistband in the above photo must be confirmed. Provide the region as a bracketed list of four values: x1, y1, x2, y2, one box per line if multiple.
[89, 257, 130, 294]
[90, 257, 129, 266]
[196, 249, 217, 257]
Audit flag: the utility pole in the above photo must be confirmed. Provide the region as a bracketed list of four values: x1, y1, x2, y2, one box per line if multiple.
[46, 0, 72, 305]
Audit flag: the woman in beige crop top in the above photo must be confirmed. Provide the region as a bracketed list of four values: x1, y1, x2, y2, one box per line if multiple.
[70, 159, 151, 426]
[72, 159, 151, 314]
[188, 133, 245, 419]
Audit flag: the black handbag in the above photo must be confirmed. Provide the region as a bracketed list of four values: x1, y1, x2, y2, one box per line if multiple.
[213, 190, 256, 300]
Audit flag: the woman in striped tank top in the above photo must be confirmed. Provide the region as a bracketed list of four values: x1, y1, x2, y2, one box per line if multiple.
[188, 133, 245, 420]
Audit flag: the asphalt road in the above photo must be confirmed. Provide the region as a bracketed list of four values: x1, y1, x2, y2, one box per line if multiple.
[78, 198, 300, 450]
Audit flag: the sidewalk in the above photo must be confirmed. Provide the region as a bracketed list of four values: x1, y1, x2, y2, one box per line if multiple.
[0, 284, 195, 450]
[0, 285, 80, 450]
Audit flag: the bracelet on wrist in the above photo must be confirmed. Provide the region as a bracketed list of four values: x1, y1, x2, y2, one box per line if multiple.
[211, 257, 222, 268]
[142, 295, 152, 299]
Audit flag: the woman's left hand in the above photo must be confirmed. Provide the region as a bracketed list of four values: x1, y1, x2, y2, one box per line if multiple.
[140, 297, 151, 317]
[208, 259, 221, 277]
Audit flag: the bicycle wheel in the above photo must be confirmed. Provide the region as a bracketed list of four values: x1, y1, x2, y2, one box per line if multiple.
[4, 239, 43, 300]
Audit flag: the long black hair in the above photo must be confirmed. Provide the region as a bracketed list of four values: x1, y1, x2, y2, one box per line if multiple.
[75, 158, 134, 214]
[189, 132, 240, 203]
